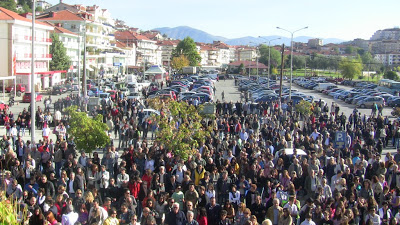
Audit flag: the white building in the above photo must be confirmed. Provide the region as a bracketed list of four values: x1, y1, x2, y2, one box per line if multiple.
[375, 53, 400, 66]
[115, 30, 160, 66]
[44, 22, 80, 75]
[0, 7, 59, 91]
[35, 1, 52, 10]
[37, 9, 119, 77]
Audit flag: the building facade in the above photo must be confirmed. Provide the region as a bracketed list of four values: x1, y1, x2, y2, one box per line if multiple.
[0, 7, 57, 91]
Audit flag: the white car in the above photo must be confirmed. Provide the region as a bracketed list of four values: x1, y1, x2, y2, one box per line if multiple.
[119, 87, 130, 97]
[127, 92, 141, 100]
[143, 109, 160, 119]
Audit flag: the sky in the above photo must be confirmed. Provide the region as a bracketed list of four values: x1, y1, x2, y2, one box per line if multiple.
[47, 0, 399, 41]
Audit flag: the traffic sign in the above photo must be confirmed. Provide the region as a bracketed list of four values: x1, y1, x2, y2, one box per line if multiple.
[334, 131, 346, 149]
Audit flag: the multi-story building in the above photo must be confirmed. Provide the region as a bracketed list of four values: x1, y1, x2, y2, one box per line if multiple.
[235, 46, 257, 62]
[38, 7, 120, 77]
[115, 30, 160, 66]
[157, 40, 178, 70]
[371, 40, 400, 54]
[36, 1, 52, 10]
[375, 53, 400, 67]
[44, 22, 80, 76]
[0, 7, 59, 91]
[308, 38, 323, 48]
[371, 27, 400, 41]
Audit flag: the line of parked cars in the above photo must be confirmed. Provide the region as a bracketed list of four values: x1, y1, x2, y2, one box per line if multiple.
[294, 77, 400, 108]
[148, 74, 217, 104]
[238, 76, 316, 104]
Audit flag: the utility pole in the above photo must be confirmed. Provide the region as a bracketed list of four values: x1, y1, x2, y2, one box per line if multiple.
[31, 0, 36, 145]
[77, 35, 81, 96]
[279, 44, 285, 106]
[82, 20, 87, 111]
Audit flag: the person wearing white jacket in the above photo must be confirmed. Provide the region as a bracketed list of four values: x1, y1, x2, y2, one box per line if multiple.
[228, 185, 240, 207]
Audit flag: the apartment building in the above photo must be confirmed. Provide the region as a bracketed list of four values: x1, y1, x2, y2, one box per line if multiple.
[115, 30, 160, 66]
[44, 22, 80, 74]
[0, 7, 58, 91]
[37, 8, 121, 77]
[157, 40, 179, 69]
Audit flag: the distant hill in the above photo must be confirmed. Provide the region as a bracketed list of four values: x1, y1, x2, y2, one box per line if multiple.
[154, 26, 227, 43]
[154, 26, 346, 45]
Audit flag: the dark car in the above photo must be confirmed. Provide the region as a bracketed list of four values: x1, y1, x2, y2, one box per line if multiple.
[65, 84, 74, 92]
[389, 98, 400, 107]
[52, 86, 64, 95]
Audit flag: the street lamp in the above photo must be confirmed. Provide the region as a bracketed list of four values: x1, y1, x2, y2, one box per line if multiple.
[259, 37, 281, 88]
[31, 0, 36, 145]
[276, 26, 308, 99]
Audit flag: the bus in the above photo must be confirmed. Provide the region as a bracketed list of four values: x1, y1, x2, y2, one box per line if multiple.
[377, 79, 400, 94]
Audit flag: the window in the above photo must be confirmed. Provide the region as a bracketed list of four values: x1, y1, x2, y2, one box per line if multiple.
[71, 25, 76, 30]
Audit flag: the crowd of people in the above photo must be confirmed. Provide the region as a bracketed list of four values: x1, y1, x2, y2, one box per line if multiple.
[1, 78, 400, 225]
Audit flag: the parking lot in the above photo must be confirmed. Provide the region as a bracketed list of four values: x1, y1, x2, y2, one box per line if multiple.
[289, 81, 394, 118]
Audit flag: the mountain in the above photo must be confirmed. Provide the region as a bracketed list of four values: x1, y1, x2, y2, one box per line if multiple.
[154, 26, 227, 43]
[154, 26, 346, 45]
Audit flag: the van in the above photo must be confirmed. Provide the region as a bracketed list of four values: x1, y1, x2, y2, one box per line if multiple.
[313, 83, 336, 92]
[125, 75, 137, 84]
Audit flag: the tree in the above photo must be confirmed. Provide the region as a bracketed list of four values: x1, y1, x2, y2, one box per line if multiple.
[65, 106, 109, 154]
[345, 46, 356, 55]
[258, 44, 281, 73]
[384, 71, 399, 80]
[0, 0, 17, 12]
[295, 100, 312, 116]
[172, 37, 201, 66]
[339, 57, 362, 80]
[147, 98, 211, 160]
[238, 63, 244, 74]
[49, 33, 71, 71]
[35, 6, 43, 12]
[171, 55, 189, 72]
[292, 55, 306, 70]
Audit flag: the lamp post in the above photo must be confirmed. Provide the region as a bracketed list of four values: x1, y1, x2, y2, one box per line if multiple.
[276, 26, 308, 99]
[31, 0, 36, 145]
[259, 37, 281, 88]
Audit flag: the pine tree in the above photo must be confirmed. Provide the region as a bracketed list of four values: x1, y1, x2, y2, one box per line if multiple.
[49, 33, 71, 71]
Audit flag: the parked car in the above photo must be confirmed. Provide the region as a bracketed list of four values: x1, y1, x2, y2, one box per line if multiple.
[356, 96, 385, 108]
[52, 86, 65, 95]
[5, 84, 26, 93]
[127, 92, 141, 100]
[22, 92, 43, 103]
[389, 98, 400, 107]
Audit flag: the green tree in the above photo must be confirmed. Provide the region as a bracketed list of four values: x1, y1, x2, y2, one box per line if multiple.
[237, 63, 244, 74]
[35, 6, 43, 12]
[258, 44, 281, 72]
[384, 71, 399, 80]
[292, 55, 306, 70]
[49, 33, 71, 71]
[339, 57, 362, 80]
[65, 106, 109, 154]
[172, 37, 201, 66]
[147, 98, 211, 160]
[345, 46, 355, 55]
[0, 0, 17, 12]
[295, 100, 312, 116]
[171, 55, 189, 72]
